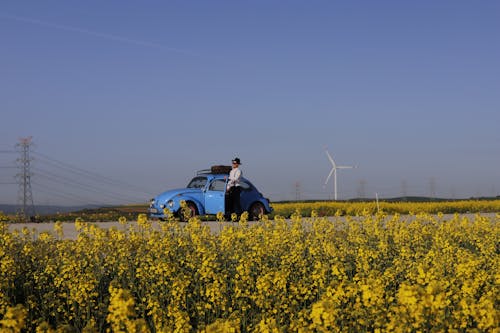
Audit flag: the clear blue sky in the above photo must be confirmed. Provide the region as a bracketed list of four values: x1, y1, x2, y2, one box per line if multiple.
[1, 1, 499, 206]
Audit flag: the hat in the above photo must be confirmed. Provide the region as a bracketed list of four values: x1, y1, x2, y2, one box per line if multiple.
[232, 157, 241, 165]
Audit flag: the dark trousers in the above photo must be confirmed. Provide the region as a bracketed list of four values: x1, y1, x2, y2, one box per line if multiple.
[226, 186, 242, 215]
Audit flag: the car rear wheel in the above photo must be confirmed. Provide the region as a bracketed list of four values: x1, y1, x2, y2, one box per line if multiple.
[249, 202, 265, 221]
[180, 201, 198, 221]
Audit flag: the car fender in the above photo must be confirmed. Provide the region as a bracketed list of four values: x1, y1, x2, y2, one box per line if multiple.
[175, 195, 205, 215]
[254, 198, 272, 213]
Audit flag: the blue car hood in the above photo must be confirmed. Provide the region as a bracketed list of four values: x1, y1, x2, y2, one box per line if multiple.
[155, 188, 201, 200]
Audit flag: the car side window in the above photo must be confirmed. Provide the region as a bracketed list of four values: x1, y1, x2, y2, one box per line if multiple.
[209, 179, 226, 191]
[187, 177, 207, 189]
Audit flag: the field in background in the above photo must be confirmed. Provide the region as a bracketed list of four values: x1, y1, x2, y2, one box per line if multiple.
[271, 199, 500, 217]
[2, 199, 499, 222]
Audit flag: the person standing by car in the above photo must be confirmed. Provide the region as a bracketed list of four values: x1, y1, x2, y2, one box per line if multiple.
[226, 157, 242, 217]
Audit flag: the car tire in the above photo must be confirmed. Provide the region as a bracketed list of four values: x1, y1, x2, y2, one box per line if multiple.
[180, 201, 198, 221]
[249, 202, 265, 221]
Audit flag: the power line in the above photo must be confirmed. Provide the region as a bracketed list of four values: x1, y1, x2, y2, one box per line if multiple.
[3, 144, 154, 206]
[31, 181, 112, 207]
[33, 167, 145, 203]
[0, 165, 17, 185]
[32, 151, 154, 196]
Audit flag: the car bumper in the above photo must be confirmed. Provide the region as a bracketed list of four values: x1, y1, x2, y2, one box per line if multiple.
[148, 206, 174, 218]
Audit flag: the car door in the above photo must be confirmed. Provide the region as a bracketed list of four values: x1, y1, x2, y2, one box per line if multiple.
[204, 178, 226, 214]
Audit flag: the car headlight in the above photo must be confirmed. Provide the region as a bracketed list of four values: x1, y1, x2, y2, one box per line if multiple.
[167, 200, 174, 208]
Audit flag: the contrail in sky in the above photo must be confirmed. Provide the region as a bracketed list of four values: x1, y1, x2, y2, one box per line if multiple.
[0, 12, 199, 57]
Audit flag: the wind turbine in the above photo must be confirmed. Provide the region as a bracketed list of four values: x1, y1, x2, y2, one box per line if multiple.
[324, 149, 356, 200]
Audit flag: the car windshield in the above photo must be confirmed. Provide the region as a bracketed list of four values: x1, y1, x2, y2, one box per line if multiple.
[187, 176, 207, 189]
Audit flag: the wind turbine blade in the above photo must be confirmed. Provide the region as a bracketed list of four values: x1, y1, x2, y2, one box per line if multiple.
[324, 168, 334, 185]
[337, 165, 354, 169]
[325, 150, 337, 168]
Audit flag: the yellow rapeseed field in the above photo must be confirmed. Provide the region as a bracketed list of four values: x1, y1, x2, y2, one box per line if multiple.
[0, 204, 499, 332]
[271, 199, 500, 217]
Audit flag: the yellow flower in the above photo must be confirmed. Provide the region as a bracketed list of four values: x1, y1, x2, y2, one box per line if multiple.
[53, 221, 64, 238]
[0, 304, 27, 333]
[107, 285, 144, 333]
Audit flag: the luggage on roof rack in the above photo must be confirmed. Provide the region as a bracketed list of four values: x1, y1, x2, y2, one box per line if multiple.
[196, 165, 232, 175]
[210, 165, 232, 174]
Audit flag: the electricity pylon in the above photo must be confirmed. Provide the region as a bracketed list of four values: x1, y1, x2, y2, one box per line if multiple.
[16, 137, 35, 221]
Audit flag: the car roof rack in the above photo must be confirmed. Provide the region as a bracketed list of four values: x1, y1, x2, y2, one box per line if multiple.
[196, 169, 211, 175]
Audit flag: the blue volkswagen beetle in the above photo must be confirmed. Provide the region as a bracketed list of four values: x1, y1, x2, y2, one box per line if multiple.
[148, 166, 273, 221]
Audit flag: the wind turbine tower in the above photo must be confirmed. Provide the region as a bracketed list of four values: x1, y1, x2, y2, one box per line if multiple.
[324, 149, 356, 200]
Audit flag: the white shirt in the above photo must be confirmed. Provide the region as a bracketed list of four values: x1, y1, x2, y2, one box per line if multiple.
[227, 167, 242, 190]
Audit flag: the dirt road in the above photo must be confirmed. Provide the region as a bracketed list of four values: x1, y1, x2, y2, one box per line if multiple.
[6, 220, 256, 240]
[6, 213, 497, 240]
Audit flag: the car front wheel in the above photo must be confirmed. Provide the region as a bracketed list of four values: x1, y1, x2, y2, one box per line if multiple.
[249, 202, 265, 221]
[180, 201, 198, 221]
